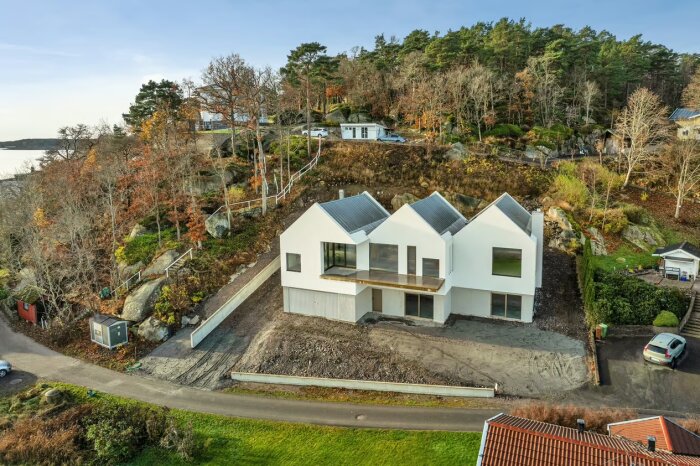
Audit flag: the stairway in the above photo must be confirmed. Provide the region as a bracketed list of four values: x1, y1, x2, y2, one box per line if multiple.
[681, 295, 700, 338]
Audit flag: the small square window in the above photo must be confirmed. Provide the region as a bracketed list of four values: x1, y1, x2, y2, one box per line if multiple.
[422, 258, 440, 278]
[286, 253, 301, 272]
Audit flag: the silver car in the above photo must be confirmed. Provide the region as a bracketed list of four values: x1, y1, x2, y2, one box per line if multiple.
[0, 360, 11, 378]
[301, 128, 328, 138]
[643, 333, 686, 368]
[378, 133, 406, 143]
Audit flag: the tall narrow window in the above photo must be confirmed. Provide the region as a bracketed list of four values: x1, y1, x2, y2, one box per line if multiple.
[422, 258, 440, 278]
[407, 246, 416, 275]
[492, 248, 522, 277]
[361, 127, 368, 138]
[352, 127, 356, 138]
[286, 253, 301, 272]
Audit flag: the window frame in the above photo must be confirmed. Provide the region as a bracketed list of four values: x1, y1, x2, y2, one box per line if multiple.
[422, 258, 440, 278]
[492, 247, 523, 278]
[323, 242, 356, 271]
[370, 243, 399, 273]
[491, 293, 523, 320]
[286, 253, 302, 272]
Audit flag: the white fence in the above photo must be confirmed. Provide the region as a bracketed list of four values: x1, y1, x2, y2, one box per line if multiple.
[206, 136, 323, 223]
[111, 270, 142, 298]
[165, 248, 193, 278]
[190, 256, 281, 348]
[231, 372, 495, 398]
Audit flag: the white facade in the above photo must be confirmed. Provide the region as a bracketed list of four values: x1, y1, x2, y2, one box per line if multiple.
[340, 123, 387, 140]
[280, 191, 544, 325]
[653, 244, 700, 281]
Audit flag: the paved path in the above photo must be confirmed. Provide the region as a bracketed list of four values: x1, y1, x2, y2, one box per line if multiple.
[0, 317, 498, 431]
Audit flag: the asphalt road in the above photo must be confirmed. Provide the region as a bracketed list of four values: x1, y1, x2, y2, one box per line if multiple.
[0, 316, 498, 432]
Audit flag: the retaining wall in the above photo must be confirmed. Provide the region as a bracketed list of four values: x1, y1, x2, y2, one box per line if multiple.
[191, 256, 281, 348]
[231, 372, 495, 398]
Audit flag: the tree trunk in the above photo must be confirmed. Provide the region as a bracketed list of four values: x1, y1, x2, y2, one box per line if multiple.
[623, 164, 633, 188]
[305, 77, 312, 159]
[256, 122, 267, 215]
[675, 196, 682, 219]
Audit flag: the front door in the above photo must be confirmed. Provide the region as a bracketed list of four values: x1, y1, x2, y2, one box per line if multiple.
[372, 289, 382, 313]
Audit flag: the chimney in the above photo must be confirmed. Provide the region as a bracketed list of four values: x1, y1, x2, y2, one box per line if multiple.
[577, 419, 585, 434]
[647, 436, 656, 452]
[531, 209, 544, 288]
[339, 189, 345, 199]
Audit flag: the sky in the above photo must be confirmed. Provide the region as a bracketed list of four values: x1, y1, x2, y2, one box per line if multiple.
[0, 0, 698, 141]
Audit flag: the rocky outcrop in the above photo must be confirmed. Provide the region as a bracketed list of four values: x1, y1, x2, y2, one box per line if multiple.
[391, 193, 418, 211]
[118, 260, 144, 280]
[445, 142, 468, 161]
[546, 207, 578, 252]
[346, 112, 372, 123]
[325, 108, 348, 124]
[205, 211, 230, 238]
[587, 227, 608, 256]
[142, 250, 179, 277]
[190, 172, 230, 196]
[546, 207, 574, 232]
[137, 316, 169, 342]
[181, 314, 200, 328]
[128, 223, 147, 240]
[622, 224, 665, 251]
[121, 277, 166, 322]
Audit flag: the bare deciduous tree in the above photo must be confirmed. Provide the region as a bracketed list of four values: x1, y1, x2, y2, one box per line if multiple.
[656, 140, 700, 218]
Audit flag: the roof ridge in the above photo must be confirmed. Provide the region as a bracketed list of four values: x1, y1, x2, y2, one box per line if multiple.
[660, 416, 675, 452]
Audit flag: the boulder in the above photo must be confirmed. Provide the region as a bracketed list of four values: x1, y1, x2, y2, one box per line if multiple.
[546, 207, 574, 233]
[142, 250, 180, 277]
[42, 388, 63, 405]
[391, 193, 418, 211]
[118, 261, 144, 279]
[346, 112, 372, 123]
[205, 211, 230, 238]
[181, 314, 201, 328]
[121, 277, 166, 322]
[191, 173, 229, 196]
[137, 316, 169, 342]
[587, 227, 608, 256]
[128, 223, 147, 240]
[325, 108, 348, 124]
[622, 224, 665, 251]
[445, 142, 468, 161]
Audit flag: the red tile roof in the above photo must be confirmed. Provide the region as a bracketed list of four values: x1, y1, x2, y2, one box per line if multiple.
[609, 416, 700, 457]
[478, 414, 700, 466]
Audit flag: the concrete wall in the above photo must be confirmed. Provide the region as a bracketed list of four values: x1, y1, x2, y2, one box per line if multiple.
[232, 372, 495, 398]
[284, 287, 358, 322]
[452, 205, 538, 297]
[191, 256, 281, 347]
[451, 287, 534, 323]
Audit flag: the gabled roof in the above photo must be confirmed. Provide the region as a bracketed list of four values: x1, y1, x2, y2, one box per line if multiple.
[670, 108, 700, 121]
[653, 242, 700, 260]
[469, 193, 533, 235]
[91, 314, 125, 327]
[319, 192, 389, 235]
[409, 192, 467, 236]
[609, 416, 700, 457]
[479, 414, 700, 466]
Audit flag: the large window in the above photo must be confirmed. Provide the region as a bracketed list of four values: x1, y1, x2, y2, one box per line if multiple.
[405, 294, 434, 319]
[370, 243, 398, 273]
[323, 243, 356, 270]
[422, 258, 440, 278]
[492, 247, 522, 277]
[286, 253, 301, 272]
[491, 293, 522, 320]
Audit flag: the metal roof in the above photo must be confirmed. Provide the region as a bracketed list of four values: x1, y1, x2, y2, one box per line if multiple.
[654, 242, 700, 259]
[319, 192, 389, 235]
[670, 108, 700, 121]
[91, 314, 125, 327]
[495, 194, 532, 234]
[409, 193, 467, 235]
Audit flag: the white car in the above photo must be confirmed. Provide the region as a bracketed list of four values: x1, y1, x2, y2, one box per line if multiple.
[0, 360, 11, 378]
[302, 128, 329, 138]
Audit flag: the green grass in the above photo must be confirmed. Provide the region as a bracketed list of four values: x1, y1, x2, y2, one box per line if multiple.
[591, 244, 658, 272]
[29, 383, 480, 466]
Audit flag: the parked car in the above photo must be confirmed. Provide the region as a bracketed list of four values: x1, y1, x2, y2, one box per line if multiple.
[378, 133, 406, 143]
[301, 128, 328, 138]
[0, 360, 11, 378]
[643, 333, 686, 368]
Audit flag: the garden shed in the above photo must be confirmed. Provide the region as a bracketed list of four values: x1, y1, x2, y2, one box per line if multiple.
[89, 314, 129, 349]
[653, 242, 700, 281]
[16, 286, 46, 326]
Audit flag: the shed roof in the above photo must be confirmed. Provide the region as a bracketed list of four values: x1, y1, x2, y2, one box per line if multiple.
[609, 416, 700, 457]
[654, 242, 700, 259]
[670, 108, 700, 121]
[409, 192, 467, 235]
[319, 192, 389, 235]
[479, 414, 700, 466]
[340, 122, 387, 127]
[91, 314, 125, 327]
[469, 193, 532, 235]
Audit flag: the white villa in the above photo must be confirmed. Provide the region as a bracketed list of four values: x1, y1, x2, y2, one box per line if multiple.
[653, 242, 700, 281]
[280, 191, 544, 324]
[340, 123, 388, 141]
[669, 108, 700, 141]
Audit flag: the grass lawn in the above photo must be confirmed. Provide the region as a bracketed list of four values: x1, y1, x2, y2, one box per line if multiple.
[12, 383, 480, 466]
[592, 244, 659, 272]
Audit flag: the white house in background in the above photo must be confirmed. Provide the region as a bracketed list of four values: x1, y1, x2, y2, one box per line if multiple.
[653, 242, 700, 281]
[340, 123, 388, 141]
[280, 191, 544, 324]
[669, 108, 700, 140]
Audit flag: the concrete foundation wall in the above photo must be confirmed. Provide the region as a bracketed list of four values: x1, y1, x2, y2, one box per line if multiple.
[284, 287, 358, 322]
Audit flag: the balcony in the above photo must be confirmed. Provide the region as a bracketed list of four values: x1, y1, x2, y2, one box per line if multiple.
[321, 268, 444, 292]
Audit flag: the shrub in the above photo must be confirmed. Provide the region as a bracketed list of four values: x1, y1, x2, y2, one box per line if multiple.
[86, 419, 138, 464]
[552, 174, 589, 210]
[122, 228, 181, 265]
[510, 403, 636, 434]
[653, 311, 680, 328]
[483, 124, 524, 138]
[621, 204, 653, 226]
[588, 208, 628, 234]
[160, 418, 196, 461]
